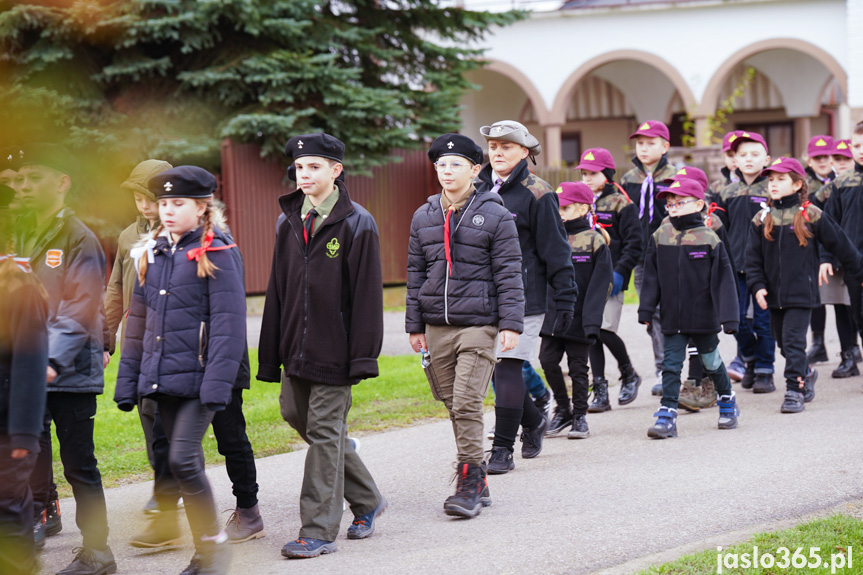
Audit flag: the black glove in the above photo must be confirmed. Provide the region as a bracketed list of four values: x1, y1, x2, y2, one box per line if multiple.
[552, 310, 574, 335]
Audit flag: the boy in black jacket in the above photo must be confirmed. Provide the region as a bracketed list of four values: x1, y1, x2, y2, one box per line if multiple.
[258, 133, 386, 559]
[406, 134, 523, 518]
[639, 179, 740, 439]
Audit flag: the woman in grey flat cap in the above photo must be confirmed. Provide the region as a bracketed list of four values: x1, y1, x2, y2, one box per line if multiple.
[476, 120, 577, 474]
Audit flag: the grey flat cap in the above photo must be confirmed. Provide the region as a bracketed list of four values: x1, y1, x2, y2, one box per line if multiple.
[479, 120, 542, 157]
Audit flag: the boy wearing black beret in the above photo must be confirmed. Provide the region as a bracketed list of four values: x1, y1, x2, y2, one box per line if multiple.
[258, 133, 386, 558]
[406, 133, 523, 518]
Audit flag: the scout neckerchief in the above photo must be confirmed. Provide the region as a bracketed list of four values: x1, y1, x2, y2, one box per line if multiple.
[187, 231, 237, 261]
[0, 254, 32, 273]
[638, 173, 655, 222]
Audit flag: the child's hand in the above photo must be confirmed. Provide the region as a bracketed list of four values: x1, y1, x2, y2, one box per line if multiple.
[755, 289, 768, 310]
[499, 330, 519, 352]
[409, 333, 427, 353]
[819, 263, 833, 286]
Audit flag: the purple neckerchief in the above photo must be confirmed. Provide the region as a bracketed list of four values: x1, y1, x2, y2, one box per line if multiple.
[638, 173, 655, 222]
[489, 178, 503, 194]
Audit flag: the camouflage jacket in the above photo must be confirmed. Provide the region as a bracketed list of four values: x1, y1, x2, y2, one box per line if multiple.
[594, 182, 641, 290]
[637, 212, 738, 335]
[476, 160, 577, 316]
[707, 167, 738, 205]
[621, 155, 679, 260]
[806, 166, 837, 209]
[746, 194, 863, 309]
[540, 217, 612, 343]
[822, 162, 863, 271]
[717, 171, 770, 275]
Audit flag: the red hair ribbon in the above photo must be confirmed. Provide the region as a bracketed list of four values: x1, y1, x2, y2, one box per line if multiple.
[0, 254, 32, 273]
[187, 231, 237, 262]
[800, 200, 812, 223]
[705, 202, 726, 227]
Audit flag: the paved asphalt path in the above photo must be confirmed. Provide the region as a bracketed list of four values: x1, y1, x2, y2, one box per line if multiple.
[40, 306, 863, 574]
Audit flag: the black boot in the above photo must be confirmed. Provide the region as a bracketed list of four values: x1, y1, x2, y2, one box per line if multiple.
[587, 377, 611, 412]
[618, 365, 641, 405]
[444, 462, 491, 518]
[806, 332, 828, 364]
[854, 345, 863, 363]
[832, 349, 859, 378]
[740, 362, 756, 389]
[545, 402, 573, 436]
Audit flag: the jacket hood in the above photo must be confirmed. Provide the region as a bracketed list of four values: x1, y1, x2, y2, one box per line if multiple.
[131, 200, 228, 259]
[121, 160, 173, 201]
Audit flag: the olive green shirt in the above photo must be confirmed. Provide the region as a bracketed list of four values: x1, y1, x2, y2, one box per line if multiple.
[301, 186, 340, 236]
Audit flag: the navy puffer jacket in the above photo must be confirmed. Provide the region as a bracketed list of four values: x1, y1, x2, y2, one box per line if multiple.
[115, 227, 246, 409]
[405, 188, 524, 333]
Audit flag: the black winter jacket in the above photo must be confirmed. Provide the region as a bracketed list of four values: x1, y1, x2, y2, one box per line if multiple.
[540, 218, 612, 343]
[594, 182, 641, 290]
[0, 268, 48, 453]
[620, 155, 678, 261]
[638, 212, 739, 335]
[476, 160, 576, 317]
[115, 227, 247, 410]
[716, 171, 769, 275]
[821, 162, 863, 273]
[257, 182, 384, 386]
[707, 167, 737, 204]
[16, 208, 107, 394]
[405, 188, 524, 333]
[746, 194, 863, 309]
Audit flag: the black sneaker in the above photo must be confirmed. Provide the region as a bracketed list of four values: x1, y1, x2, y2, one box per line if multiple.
[545, 405, 572, 436]
[533, 388, 552, 418]
[567, 415, 590, 439]
[56, 546, 116, 575]
[617, 365, 641, 405]
[803, 369, 817, 403]
[281, 537, 336, 559]
[520, 416, 548, 459]
[751, 373, 775, 394]
[486, 447, 514, 475]
[740, 363, 756, 389]
[780, 390, 805, 413]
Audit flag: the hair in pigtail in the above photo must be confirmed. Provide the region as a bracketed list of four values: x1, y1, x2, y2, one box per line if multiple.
[137, 222, 164, 286]
[195, 198, 220, 279]
[758, 173, 813, 246]
[588, 204, 611, 245]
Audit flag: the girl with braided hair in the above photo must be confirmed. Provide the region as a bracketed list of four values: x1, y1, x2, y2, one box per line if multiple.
[116, 166, 246, 575]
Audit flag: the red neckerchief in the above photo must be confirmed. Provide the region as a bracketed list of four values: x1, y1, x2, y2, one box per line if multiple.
[0, 254, 32, 273]
[612, 181, 632, 203]
[187, 231, 237, 262]
[443, 206, 454, 276]
[705, 202, 726, 227]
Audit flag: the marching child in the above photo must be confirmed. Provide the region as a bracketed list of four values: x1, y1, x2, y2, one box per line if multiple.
[831, 140, 855, 176]
[406, 133, 523, 518]
[574, 148, 641, 416]
[116, 166, 246, 575]
[707, 131, 742, 205]
[746, 157, 863, 413]
[638, 179, 740, 439]
[538, 182, 612, 439]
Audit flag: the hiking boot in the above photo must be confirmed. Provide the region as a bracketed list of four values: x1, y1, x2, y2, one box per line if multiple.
[142, 495, 159, 515]
[347, 497, 387, 539]
[806, 332, 828, 364]
[780, 390, 805, 413]
[803, 368, 817, 403]
[647, 407, 678, 439]
[727, 356, 745, 382]
[832, 349, 859, 379]
[45, 499, 62, 537]
[281, 537, 336, 559]
[587, 377, 611, 412]
[486, 447, 514, 475]
[224, 504, 265, 543]
[444, 462, 491, 518]
[567, 414, 590, 439]
[34, 517, 45, 551]
[197, 534, 232, 575]
[520, 415, 548, 459]
[740, 362, 756, 389]
[751, 373, 775, 394]
[617, 365, 641, 405]
[677, 379, 701, 412]
[693, 377, 717, 409]
[486, 425, 495, 440]
[56, 546, 116, 575]
[129, 508, 181, 548]
[546, 403, 573, 435]
[716, 392, 739, 430]
[533, 388, 552, 418]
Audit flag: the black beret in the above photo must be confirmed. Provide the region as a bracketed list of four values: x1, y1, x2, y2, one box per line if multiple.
[284, 133, 345, 163]
[148, 166, 217, 199]
[0, 147, 23, 172]
[428, 134, 484, 165]
[15, 143, 77, 177]
[0, 184, 15, 208]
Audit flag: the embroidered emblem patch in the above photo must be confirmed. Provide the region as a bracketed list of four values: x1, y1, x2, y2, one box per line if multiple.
[326, 238, 340, 258]
[815, 138, 827, 147]
[472, 215, 485, 227]
[639, 122, 651, 131]
[46, 249, 63, 269]
[584, 151, 595, 161]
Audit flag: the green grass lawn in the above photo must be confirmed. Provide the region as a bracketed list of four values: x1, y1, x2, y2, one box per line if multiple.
[50, 353, 474, 496]
[637, 513, 863, 574]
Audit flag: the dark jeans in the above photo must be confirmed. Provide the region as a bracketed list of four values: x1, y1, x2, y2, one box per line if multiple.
[770, 308, 812, 393]
[152, 388, 259, 510]
[538, 337, 590, 415]
[29, 392, 109, 549]
[156, 396, 218, 544]
[735, 275, 775, 374]
[661, 333, 732, 410]
[0, 437, 38, 575]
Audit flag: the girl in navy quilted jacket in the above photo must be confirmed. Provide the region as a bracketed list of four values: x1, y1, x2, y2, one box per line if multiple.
[115, 166, 246, 575]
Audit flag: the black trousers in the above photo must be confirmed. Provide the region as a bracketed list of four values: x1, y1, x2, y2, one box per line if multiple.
[538, 337, 590, 416]
[0, 437, 38, 575]
[29, 392, 109, 549]
[770, 308, 812, 393]
[152, 388, 259, 510]
[156, 396, 218, 543]
[810, 304, 858, 351]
